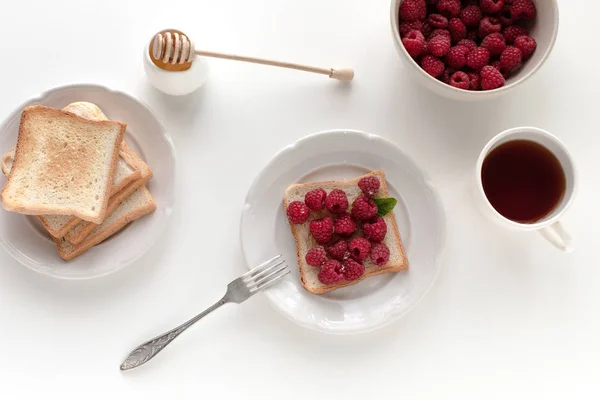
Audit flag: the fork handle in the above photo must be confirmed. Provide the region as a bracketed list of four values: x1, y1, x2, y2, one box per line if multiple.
[120, 298, 227, 371]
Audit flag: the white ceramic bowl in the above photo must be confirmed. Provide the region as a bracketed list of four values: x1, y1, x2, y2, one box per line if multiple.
[390, 0, 559, 100]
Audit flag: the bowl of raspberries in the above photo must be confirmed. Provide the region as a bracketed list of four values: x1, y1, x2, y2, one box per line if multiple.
[390, 0, 558, 98]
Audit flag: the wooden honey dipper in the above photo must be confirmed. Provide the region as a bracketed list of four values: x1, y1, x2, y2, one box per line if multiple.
[149, 29, 354, 82]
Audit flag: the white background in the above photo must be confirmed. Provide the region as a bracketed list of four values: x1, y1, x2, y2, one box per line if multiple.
[0, 0, 598, 398]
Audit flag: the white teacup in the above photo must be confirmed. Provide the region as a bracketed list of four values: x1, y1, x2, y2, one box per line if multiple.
[475, 127, 577, 252]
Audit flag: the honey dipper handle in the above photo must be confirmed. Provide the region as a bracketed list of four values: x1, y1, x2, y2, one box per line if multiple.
[194, 49, 354, 81]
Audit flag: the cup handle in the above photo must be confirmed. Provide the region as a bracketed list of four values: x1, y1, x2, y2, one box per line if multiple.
[538, 222, 573, 252]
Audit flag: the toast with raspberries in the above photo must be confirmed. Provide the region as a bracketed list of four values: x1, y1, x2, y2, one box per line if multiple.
[283, 170, 408, 294]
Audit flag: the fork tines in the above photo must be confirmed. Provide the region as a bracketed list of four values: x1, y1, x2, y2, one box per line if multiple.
[243, 255, 289, 292]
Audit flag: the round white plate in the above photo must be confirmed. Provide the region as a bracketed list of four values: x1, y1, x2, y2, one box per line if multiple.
[240, 130, 445, 334]
[0, 84, 176, 279]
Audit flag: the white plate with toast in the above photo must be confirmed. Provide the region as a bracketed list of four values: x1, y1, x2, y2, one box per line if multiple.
[240, 130, 445, 334]
[0, 84, 175, 279]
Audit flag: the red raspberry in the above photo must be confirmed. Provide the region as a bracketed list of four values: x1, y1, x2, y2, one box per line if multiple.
[427, 34, 451, 56]
[459, 5, 482, 28]
[363, 217, 388, 242]
[447, 45, 469, 69]
[467, 72, 481, 90]
[304, 188, 327, 211]
[421, 21, 434, 38]
[429, 29, 450, 39]
[348, 237, 371, 262]
[318, 260, 344, 284]
[490, 60, 511, 79]
[309, 216, 334, 244]
[428, 13, 448, 29]
[457, 39, 477, 52]
[479, 17, 502, 38]
[370, 243, 391, 266]
[420, 55, 445, 78]
[402, 30, 426, 58]
[481, 33, 506, 57]
[498, 6, 514, 25]
[305, 246, 327, 267]
[325, 189, 349, 214]
[448, 18, 466, 43]
[358, 176, 381, 197]
[514, 35, 537, 59]
[440, 67, 455, 84]
[327, 239, 349, 261]
[437, 0, 460, 17]
[500, 46, 522, 71]
[342, 258, 365, 281]
[466, 47, 490, 71]
[351, 195, 379, 221]
[481, 0, 504, 14]
[399, 20, 423, 37]
[512, 0, 536, 21]
[449, 71, 470, 90]
[480, 65, 505, 90]
[399, 0, 427, 22]
[286, 201, 309, 224]
[334, 213, 357, 236]
[503, 26, 528, 44]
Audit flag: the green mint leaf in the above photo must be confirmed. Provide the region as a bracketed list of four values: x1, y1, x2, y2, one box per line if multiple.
[374, 197, 397, 217]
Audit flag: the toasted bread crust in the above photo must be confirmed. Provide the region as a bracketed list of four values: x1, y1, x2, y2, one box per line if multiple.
[284, 170, 408, 295]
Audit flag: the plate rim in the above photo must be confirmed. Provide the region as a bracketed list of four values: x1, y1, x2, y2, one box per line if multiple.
[0, 83, 177, 280]
[240, 128, 447, 334]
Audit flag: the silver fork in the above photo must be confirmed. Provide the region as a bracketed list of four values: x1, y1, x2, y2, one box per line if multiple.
[120, 255, 288, 371]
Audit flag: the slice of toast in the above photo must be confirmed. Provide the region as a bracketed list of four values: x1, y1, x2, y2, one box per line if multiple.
[283, 170, 408, 295]
[55, 186, 156, 261]
[64, 145, 153, 245]
[0, 102, 140, 237]
[1, 105, 126, 223]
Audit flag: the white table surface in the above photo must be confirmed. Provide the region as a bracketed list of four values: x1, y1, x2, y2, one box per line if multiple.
[0, 0, 598, 398]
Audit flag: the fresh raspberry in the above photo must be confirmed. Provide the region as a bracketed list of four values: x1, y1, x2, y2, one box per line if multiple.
[457, 39, 477, 52]
[420, 55, 445, 78]
[467, 72, 481, 90]
[437, 0, 460, 17]
[480, 65, 505, 90]
[399, 0, 427, 22]
[514, 35, 537, 59]
[428, 13, 448, 29]
[512, 0, 536, 21]
[459, 5, 482, 28]
[490, 60, 511, 79]
[325, 189, 349, 214]
[286, 201, 310, 224]
[399, 20, 423, 37]
[503, 26, 528, 44]
[479, 17, 502, 38]
[309, 216, 334, 244]
[481, 33, 506, 57]
[305, 246, 327, 267]
[363, 217, 388, 242]
[481, 0, 504, 14]
[447, 45, 469, 69]
[448, 18, 466, 43]
[327, 239, 349, 261]
[334, 213, 357, 236]
[348, 237, 371, 262]
[304, 188, 327, 211]
[449, 71, 470, 90]
[466, 30, 478, 42]
[440, 67, 455, 84]
[498, 5, 514, 25]
[318, 260, 344, 284]
[402, 30, 426, 58]
[429, 29, 450, 39]
[358, 176, 381, 198]
[466, 47, 490, 71]
[342, 258, 365, 281]
[427, 34, 451, 56]
[351, 195, 379, 221]
[370, 243, 391, 266]
[500, 46, 522, 71]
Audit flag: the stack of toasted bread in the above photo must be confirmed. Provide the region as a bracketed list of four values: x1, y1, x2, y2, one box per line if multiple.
[0, 103, 157, 260]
